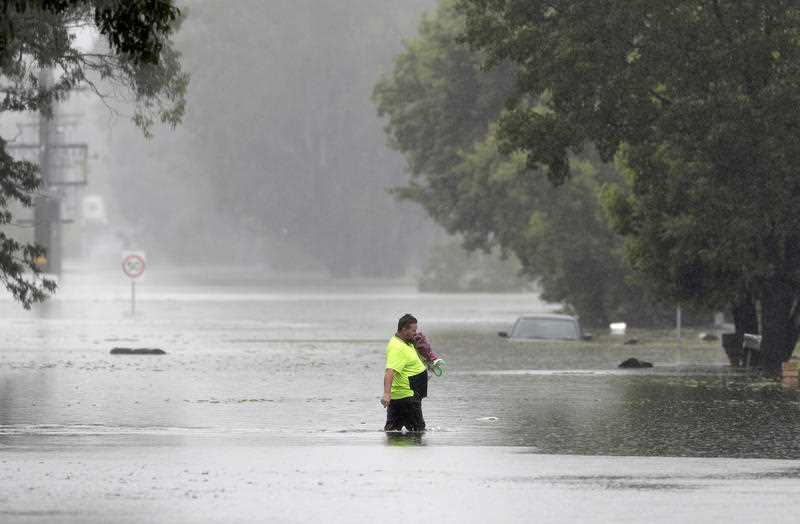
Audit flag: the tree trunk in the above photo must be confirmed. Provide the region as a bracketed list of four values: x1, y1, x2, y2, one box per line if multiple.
[731, 294, 758, 337]
[759, 281, 798, 373]
[723, 295, 759, 367]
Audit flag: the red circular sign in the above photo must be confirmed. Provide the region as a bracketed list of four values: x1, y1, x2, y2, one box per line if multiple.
[122, 254, 146, 278]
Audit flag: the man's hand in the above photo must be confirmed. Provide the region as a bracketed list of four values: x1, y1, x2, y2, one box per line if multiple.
[382, 368, 394, 409]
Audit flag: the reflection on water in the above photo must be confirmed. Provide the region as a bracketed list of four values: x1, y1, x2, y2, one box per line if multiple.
[466, 371, 800, 458]
[385, 432, 426, 447]
[1, 270, 799, 458]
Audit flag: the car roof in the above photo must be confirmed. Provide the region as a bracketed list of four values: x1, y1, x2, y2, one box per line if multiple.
[516, 314, 578, 321]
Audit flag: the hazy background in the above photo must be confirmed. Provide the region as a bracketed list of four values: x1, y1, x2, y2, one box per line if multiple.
[28, 0, 442, 278]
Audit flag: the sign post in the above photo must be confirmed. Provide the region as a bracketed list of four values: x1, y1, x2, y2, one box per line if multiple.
[122, 252, 146, 315]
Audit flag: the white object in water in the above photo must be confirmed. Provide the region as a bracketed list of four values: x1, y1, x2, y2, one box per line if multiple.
[609, 322, 627, 335]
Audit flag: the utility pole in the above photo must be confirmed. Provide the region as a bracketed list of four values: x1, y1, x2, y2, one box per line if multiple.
[33, 69, 62, 275]
[7, 70, 87, 274]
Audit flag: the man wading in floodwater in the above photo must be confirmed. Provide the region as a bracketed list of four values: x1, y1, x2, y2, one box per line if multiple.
[381, 314, 428, 432]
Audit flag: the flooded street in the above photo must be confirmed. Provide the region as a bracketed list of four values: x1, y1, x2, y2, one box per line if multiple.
[6, 1, 800, 521]
[2, 266, 800, 522]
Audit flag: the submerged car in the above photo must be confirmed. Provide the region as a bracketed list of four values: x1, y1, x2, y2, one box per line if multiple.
[498, 314, 591, 341]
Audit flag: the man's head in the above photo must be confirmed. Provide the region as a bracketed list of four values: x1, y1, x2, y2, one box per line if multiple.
[396, 313, 418, 341]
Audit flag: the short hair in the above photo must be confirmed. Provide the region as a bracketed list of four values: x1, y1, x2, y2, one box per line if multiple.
[397, 313, 418, 331]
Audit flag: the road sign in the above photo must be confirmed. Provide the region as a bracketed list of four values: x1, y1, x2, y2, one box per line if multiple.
[7, 143, 88, 185]
[122, 251, 146, 316]
[122, 252, 146, 279]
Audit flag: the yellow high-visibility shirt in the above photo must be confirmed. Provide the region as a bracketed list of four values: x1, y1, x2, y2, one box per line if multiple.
[385, 335, 426, 400]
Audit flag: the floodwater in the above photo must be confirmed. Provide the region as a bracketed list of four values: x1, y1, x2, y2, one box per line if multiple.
[2, 265, 800, 522]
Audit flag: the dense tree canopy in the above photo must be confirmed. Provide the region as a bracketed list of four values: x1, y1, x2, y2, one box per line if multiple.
[0, 0, 187, 307]
[457, 0, 800, 368]
[375, 0, 684, 325]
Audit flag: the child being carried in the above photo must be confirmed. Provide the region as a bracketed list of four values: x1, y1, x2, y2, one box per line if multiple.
[411, 332, 445, 376]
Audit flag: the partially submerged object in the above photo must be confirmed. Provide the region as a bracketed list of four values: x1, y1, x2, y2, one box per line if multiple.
[110, 347, 166, 355]
[783, 360, 800, 386]
[721, 333, 761, 367]
[609, 322, 627, 335]
[618, 358, 653, 368]
[498, 314, 591, 341]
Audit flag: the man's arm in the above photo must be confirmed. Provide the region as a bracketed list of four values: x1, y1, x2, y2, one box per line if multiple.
[381, 368, 394, 408]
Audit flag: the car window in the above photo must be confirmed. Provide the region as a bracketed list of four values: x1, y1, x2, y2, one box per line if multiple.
[511, 318, 579, 340]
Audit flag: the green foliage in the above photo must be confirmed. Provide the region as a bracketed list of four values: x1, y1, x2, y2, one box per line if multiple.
[0, 0, 187, 307]
[418, 240, 529, 293]
[0, 1, 187, 129]
[374, 3, 514, 180]
[0, 137, 56, 307]
[375, 0, 681, 326]
[457, 0, 800, 364]
[374, 0, 515, 250]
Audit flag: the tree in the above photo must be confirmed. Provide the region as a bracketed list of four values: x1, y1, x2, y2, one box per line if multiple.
[417, 240, 530, 293]
[374, 0, 680, 326]
[374, 0, 514, 220]
[458, 0, 800, 369]
[0, 0, 187, 307]
[452, 133, 660, 326]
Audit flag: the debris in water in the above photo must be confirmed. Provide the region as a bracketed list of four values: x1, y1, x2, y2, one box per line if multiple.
[110, 348, 167, 355]
[618, 358, 652, 368]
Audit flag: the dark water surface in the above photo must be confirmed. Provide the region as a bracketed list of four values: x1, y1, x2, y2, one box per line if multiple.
[2, 267, 799, 459]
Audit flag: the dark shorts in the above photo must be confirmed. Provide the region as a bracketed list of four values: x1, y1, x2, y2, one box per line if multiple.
[408, 370, 428, 399]
[384, 396, 425, 432]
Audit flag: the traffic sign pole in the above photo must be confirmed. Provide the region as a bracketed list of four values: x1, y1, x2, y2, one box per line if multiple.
[122, 252, 146, 316]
